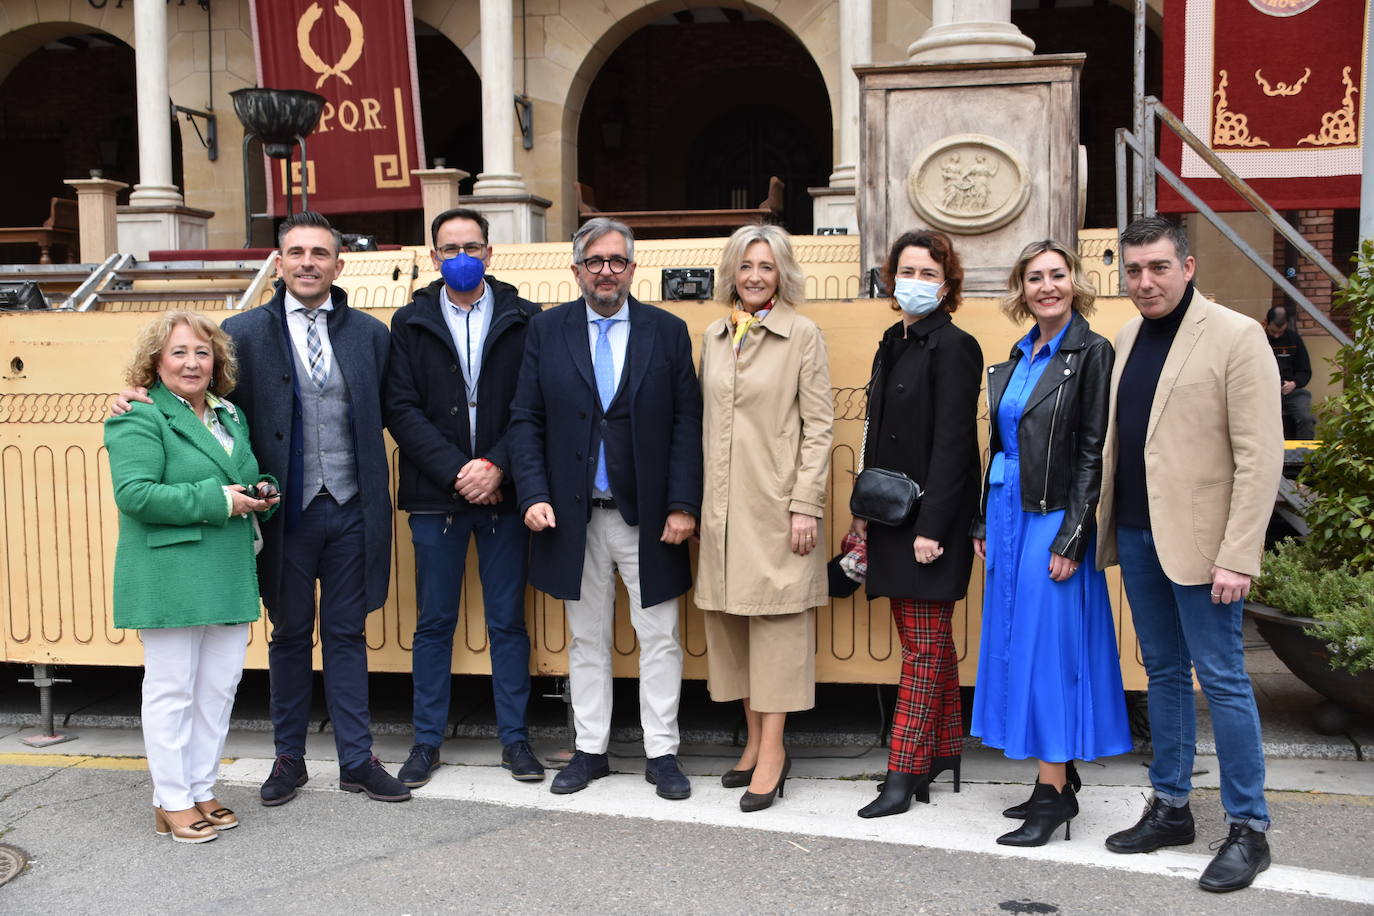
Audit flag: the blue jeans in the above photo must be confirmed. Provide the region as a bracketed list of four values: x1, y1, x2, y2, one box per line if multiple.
[409, 510, 531, 747]
[1116, 526, 1269, 829]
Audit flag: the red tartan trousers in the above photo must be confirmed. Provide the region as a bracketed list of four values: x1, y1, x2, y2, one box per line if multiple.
[887, 598, 963, 774]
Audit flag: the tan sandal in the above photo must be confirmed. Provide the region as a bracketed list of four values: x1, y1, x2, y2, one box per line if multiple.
[194, 799, 239, 830]
[153, 806, 218, 844]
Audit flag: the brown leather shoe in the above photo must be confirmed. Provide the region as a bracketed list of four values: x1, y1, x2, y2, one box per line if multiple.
[194, 799, 239, 830]
[153, 806, 218, 844]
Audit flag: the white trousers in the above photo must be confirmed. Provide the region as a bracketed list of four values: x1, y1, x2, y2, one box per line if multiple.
[564, 508, 683, 757]
[140, 623, 250, 810]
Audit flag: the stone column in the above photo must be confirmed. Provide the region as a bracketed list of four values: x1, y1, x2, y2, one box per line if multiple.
[812, 0, 872, 233]
[128, 0, 183, 207]
[473, 0, 526, 196]
[831, 0, 871, 188]
[413, 167, 471, 243]
[907, 0, 1034, 62]
[63, 177, 129, 262]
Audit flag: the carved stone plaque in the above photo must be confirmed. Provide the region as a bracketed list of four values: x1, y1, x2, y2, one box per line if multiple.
[906, 134, 1031, 235]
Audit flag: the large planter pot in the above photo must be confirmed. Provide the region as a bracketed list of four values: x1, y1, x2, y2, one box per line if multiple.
[1245, 601, 1374, 724]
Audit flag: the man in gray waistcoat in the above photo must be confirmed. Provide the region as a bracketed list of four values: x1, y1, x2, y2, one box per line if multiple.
[118, 212, 407, 805]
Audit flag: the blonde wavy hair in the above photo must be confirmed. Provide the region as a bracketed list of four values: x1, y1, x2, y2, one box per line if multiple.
[1001, 239, 1097, 324]
[715, 224, 805, 309]
[125, 310, 239, 396]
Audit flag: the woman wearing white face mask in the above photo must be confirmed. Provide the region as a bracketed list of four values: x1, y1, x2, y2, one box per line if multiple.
[849, 229, 983, 819]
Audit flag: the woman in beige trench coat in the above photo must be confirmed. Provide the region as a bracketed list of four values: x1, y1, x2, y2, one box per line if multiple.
[696, 224, 834, 812]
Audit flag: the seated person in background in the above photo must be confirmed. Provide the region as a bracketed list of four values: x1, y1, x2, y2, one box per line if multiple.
[1264, 305, 1315, 440]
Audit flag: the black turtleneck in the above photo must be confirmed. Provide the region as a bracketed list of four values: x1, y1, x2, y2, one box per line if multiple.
[1114, 283, 1195, 530]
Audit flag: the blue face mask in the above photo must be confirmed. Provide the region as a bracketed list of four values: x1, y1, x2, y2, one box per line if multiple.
[893, 277, 942, 318]
[440, 252, 486, 292]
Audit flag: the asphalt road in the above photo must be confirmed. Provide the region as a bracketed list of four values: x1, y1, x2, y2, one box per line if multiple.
[1, 756, 1370, 915]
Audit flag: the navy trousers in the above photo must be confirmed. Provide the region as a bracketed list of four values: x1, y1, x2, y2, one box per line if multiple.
[267, 494, 374, 770]
[409, 510, 532, 747]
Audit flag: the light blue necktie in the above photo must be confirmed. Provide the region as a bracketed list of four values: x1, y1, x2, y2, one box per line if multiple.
[305, 310, 329, 389]
[593, 318, 616, 492]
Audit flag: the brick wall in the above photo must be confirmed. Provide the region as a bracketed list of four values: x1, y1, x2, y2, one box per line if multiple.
[1272, 209, 1344, 335]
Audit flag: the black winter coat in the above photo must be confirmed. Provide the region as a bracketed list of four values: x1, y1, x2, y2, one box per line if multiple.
[221, 284, 393, 614]
[862, 311, 983, 602]
[970, 311, 1113, 564]
[385, 277, 539, 512]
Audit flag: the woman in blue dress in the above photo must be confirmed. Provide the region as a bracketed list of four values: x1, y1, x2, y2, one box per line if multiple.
[970, 239, 1134, 846]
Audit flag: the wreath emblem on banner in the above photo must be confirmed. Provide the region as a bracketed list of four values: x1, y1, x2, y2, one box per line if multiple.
[297, 1, 365, 89]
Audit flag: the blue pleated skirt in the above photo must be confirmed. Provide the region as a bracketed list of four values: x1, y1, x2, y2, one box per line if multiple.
[970, 452, 1134, 762]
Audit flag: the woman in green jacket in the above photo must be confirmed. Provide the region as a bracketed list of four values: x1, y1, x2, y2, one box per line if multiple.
[105, 311, 279, 843]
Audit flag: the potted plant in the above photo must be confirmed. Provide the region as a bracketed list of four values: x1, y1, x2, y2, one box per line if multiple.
[1249, 238, 1374, 726]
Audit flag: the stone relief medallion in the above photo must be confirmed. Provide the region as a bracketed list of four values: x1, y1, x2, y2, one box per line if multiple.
[906, 134, 1031, 235]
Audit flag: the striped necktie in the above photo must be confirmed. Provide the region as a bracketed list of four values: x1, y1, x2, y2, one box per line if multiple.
[305, 310, 329, 389]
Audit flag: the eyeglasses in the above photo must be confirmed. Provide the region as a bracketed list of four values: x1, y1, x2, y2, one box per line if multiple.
[436, 242, 487, 259]
[578, 255, 630, 275]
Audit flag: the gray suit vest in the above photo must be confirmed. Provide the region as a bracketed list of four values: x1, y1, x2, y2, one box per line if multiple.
[292, 344, 359, 509]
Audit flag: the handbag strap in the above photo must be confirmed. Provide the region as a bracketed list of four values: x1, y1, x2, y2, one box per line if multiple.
[857, 354, 883, 473]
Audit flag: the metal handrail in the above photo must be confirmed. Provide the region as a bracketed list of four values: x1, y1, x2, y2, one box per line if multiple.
[1117, 96, 1351, 345]
[1118, 129, 1352, 347]
[1146, 98, 1347, 287]
[65, 253, 133, 311]
[236, 251, 279, 310]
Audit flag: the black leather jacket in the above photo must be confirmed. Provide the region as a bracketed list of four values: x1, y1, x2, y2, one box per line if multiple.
[970, 311, 1113, 563]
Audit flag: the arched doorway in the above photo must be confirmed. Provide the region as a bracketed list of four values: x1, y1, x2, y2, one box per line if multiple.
[1011, 1, 1163, 230]
[576, 8, 831, 236]
[0, 29, 142, 261]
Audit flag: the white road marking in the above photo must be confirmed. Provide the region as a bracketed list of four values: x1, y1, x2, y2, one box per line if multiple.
[218, 757, 1374, 906]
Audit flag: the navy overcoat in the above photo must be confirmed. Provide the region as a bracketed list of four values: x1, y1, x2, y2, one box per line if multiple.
[221, 284, 393, 614]
[508, 296, 703, 607]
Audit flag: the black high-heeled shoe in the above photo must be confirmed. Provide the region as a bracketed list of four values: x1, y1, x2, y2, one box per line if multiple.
[720, 766, 755, 789]
[739, 755, 790, 812]
[1003, 760, 1080, 819]
[996, 783, 1078, 846]
[857, 769, 932, 818]
[929, 755, 961, 793]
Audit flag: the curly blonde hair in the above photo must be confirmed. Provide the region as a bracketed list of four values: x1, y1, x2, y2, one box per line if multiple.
[715, 224, 805, 309]
[1001, 239, 1097, 324]
[125, 310, 239, 396]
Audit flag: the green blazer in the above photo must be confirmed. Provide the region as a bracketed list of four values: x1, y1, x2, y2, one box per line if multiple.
[104, 382, 275, 629]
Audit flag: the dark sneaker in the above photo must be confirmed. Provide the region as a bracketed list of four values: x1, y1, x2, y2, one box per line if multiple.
[502, 740, 546, 782]
[644, 754, 691, 800]
[398, 743, 441, 788]
[260, 754, 308, 807]
[1199, 825, 1271, 893]
[550, 750, 610, 795]
[1105, 796, 1195, 854]
[339, 755, 412, 802]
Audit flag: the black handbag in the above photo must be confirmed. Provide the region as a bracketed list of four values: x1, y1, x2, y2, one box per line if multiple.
[849, 356, 923, 526]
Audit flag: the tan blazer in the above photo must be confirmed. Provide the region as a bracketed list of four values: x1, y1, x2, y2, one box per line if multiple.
[1098, 292, 1283, 584]
[695, 301, 833, 615]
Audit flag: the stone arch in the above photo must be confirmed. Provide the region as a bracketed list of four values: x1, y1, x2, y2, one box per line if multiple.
[550, 0, 841, 237]
[0, 10, 134, 85]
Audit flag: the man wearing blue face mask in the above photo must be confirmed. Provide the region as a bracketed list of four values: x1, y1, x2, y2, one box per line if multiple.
[385, 207, 545, 788]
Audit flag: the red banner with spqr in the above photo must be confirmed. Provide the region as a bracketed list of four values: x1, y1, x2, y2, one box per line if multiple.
[1161, 0, 1367, 213]
[249, 0, 426, 216]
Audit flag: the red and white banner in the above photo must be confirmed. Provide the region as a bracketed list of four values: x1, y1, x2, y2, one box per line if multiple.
[1161, 0, 1368, 212]
[249, 0, 426, 216]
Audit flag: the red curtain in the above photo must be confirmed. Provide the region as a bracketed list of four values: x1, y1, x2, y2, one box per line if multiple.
[1160, 0, 1367, 212]
[249, 0, 426, 216]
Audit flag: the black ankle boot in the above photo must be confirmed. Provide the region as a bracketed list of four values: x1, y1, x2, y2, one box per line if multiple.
[1003, 760, 1080, 819]
[929, 755, 961, 793]
[857, 770, 931, 818]
[996, 783, 1077, 846]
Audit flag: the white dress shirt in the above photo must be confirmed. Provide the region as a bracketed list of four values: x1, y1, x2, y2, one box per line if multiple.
[284, 291, 334, 381]
[442, 281, 494, 450]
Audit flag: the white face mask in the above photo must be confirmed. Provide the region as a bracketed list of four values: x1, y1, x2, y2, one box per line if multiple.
[894, 277, 942, 318]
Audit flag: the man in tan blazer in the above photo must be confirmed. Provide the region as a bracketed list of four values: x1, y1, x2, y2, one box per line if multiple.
[1097, 217, 1282, 894]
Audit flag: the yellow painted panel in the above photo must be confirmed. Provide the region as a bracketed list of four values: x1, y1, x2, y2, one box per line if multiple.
[0, 294, 1149, 689]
